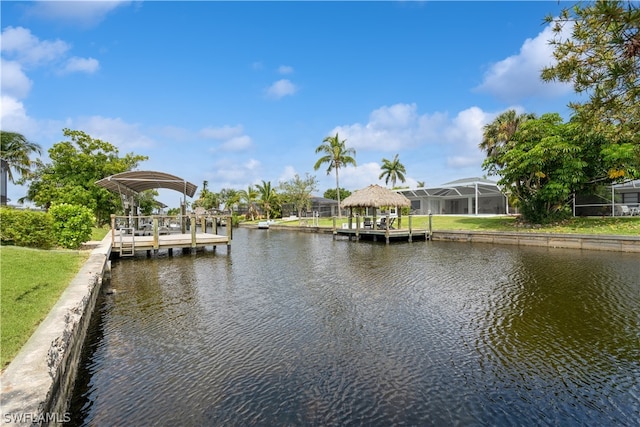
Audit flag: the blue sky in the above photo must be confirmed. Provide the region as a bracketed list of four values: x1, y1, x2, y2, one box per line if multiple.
[1, 1, 578, 209]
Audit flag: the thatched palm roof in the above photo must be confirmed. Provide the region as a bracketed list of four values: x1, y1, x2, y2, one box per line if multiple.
[341, 184, 411, 208]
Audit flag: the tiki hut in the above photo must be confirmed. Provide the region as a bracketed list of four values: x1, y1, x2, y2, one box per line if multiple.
[341, 184, 411, 229]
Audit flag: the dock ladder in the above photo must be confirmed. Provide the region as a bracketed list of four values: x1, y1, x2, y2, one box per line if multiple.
[119, 228, 135, 256]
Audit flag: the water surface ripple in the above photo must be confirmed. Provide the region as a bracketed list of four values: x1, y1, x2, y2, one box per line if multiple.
[69, 228, 640, 426]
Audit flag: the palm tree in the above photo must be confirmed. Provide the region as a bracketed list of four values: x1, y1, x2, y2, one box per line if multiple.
[379, 154, 407, 188]
[256, 180, 278, 220]
[313, 133, 356, 218]
[238, 185, 259, 220]
[1, 131, 42, 205]
[480, 110, 536, 165]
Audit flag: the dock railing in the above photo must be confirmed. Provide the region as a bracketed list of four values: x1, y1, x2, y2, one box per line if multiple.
[110, 213, 232, 251]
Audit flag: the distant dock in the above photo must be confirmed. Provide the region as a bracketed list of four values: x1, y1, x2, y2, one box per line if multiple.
[333, 215, 430, 244]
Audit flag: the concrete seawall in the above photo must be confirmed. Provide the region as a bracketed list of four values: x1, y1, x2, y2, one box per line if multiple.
[242, 223, 640, 252]
[430, 230, 640, 252]
[1, 235, 112, 426]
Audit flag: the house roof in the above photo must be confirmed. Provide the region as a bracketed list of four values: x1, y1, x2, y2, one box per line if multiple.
[341, 184, 411, 208]
[396, 177, 502, 198]
[95, 170, 198, 198]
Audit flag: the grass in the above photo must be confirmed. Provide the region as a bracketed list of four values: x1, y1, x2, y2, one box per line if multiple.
[91, 226, 110, 241]
[247, 215, 640, 236]
[0, 245, 89, 369]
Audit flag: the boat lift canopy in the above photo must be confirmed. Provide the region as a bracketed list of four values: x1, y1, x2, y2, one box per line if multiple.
[96, 170, 198, 208]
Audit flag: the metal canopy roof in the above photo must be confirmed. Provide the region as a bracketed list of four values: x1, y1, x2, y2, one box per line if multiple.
[396, 177, 503, 199]
[95, 170, 198, 199]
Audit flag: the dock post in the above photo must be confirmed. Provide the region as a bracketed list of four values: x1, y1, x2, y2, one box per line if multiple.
[191, 214, 197, 250]
[110, 214, 116, 248]
[408, 215, 413, 242]
[385, 214, 390, 244]
[428, 211, 433, 240]
[332, 217, 337, 240]
[153, 216, 159, 250]
[226, 216, 232, 252]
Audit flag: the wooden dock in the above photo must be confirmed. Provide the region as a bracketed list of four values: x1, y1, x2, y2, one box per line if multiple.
[333, 215, 430, 244]
[110, 214, 231, 257]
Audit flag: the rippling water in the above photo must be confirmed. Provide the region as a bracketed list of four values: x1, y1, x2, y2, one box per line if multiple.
[69, 228, 640, 426]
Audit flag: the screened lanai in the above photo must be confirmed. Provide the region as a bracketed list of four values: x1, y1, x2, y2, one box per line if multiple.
[396, 177, 509, 215]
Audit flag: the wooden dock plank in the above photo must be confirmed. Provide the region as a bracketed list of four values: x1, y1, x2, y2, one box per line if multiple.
[112, 232, 229, 253]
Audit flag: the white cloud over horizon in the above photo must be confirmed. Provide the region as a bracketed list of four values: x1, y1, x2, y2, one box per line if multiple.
[475, 23, 573, 102]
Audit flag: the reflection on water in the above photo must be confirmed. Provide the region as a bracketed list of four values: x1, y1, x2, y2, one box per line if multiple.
[69, 228, 640, 426]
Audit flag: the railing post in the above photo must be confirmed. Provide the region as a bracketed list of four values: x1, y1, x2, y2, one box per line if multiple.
[153, 216, 159, 249]
[110, 214, 116, 247]
[191, 214, 197, 248]
[332, 216, 337, 239]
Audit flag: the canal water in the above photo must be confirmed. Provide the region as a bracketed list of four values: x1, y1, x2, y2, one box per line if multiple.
[69, 228, 639, 426]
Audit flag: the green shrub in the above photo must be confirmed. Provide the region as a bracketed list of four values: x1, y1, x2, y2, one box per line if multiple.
[49, 204, 94, 249]
[0, 207, 56, 249]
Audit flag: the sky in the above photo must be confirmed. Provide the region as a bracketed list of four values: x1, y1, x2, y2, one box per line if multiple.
[1, 0, 580, 209]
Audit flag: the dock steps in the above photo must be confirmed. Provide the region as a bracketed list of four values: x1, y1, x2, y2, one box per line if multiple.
[119, 228, 135, 256]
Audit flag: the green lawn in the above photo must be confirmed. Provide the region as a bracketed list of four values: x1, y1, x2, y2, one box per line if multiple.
[91, 226, 110, 241]
[0, 246, 89, 369]
[251, 215, 640, 236]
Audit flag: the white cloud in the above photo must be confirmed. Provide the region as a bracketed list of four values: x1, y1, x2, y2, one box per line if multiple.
[200, 125, 252, 151]
[0, 95, 34, 133]
[339, 162, 383, 189]
[332, 103, 445, 151]
[329, 103, 506, 178]
[24, 1, 131, 27]
[220, 135, 252, 151]
[475, 23, 573, 102]
[200, 125, 244, 140]
[205, 158, 263, 189]
[278, 166, 297, 184]
[74, 116, 155, 150]
[0, 26, 69, 67]
[0, 59, 32, 98]
[1, 27, 100, 78]
[265, 79, 297, 99]
[62, 57, 100, 74]
[278, 65, 294, 74]
[244, 158, 260, 171]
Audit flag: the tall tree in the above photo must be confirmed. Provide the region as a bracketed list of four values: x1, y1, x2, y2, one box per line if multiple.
[193, 180, 219, 211]
[378, 154, 407, 188]
[238, 185, 259, 220]
[313, 133, 356, 218]
[23, 129, 147, 224]
[482, 113, 638, 223]
[279, 173, 318, 218]
[323, 187, 351, 202]
[219, 188, 240, 214]
[480, 110, 537, 174]
[0, 131, 42, 205]
[256, 180, 278, 220]
[542, 0, 640, 146]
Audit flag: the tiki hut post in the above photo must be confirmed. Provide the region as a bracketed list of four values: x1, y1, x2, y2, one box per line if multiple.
[340, 184, 410, 228]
